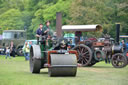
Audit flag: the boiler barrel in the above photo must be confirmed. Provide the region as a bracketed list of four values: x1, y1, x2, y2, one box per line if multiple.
[112, 45, 123, 54]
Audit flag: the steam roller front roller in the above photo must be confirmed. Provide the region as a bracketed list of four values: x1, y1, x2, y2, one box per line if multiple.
[48, 54, 77, 77]
[29, 45, 42, 73]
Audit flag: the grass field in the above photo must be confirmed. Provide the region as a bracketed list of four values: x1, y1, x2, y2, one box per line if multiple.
[0, 55, 128, 85]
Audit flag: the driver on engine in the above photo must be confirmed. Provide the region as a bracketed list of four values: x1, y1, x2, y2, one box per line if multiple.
[36, 24, 43, 44]
[42, 21, 53, 47]
[36, 21, 53, 45]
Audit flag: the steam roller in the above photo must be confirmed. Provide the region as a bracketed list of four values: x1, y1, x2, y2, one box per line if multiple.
[29, 37, 78, 77]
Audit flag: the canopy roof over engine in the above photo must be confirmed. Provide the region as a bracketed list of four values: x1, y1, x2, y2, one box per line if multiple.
[62, 25, 102, 32]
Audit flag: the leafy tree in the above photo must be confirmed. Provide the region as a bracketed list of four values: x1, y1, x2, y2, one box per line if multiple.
[117, 0, 128, 35]
[67, 0, 116, 38]
[0, 9, 24, 30]
[0, 0, 128, 39]
[29, 0, 72, 37]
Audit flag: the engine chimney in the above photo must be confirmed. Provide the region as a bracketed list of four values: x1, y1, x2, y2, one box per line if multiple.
[56, 12, 62, 38]
[116, 23, 120, 45]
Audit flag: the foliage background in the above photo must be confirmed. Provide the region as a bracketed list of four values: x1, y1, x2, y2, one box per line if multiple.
[0, 0, 127, 39]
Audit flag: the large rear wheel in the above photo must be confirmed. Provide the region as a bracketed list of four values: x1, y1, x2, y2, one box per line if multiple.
[73, 44, 92, 66]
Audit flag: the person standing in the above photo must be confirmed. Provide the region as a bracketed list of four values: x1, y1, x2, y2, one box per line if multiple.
[23, 42, 30, 61]
[28, 41, 32, 57]
[75, 31, 82, 44]
[43, 21, 53, 48]
[43, 21, 52, 36]
[122, 40, 127, 55]
[5, 46, 11, 59]
[36, 24, 43, 44]
[29, 41, 32, 48]
[10, 41, 15, 58]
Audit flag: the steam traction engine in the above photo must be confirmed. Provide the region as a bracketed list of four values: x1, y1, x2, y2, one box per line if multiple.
[62, 25, 128, 68]
[29, 35, 78, 76]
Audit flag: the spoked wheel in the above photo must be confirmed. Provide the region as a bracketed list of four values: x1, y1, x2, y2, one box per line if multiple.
[29, 45, 41, 73]
[73, 44, 92, 66]
[111, 53, 128, 68]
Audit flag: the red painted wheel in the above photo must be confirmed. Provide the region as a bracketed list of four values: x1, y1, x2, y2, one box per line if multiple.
[73, 44, 92, 66]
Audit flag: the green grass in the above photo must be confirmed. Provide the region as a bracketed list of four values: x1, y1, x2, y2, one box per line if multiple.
[0, 55, 128, 85]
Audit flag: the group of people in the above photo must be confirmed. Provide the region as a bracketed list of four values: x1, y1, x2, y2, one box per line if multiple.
[5, 41, 15, 59]
[22, 21, 52, 61]
[36, 21, 52, 44]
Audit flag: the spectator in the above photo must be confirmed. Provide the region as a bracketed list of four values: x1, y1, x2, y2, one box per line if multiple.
[122, 40, 127, 54]
[10, 41, 15, 58]
[5, 46, 11, 59]
[23, 42, 30, 61]
[29, 41, 32, 48]
[28, 41, 32, 57]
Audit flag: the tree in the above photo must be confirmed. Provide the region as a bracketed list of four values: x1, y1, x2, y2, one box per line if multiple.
[0, 0, 128, 39]
[29, 0, 72, 37]
[0, 9, 24, 30]
[67, 0, 116, 38]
